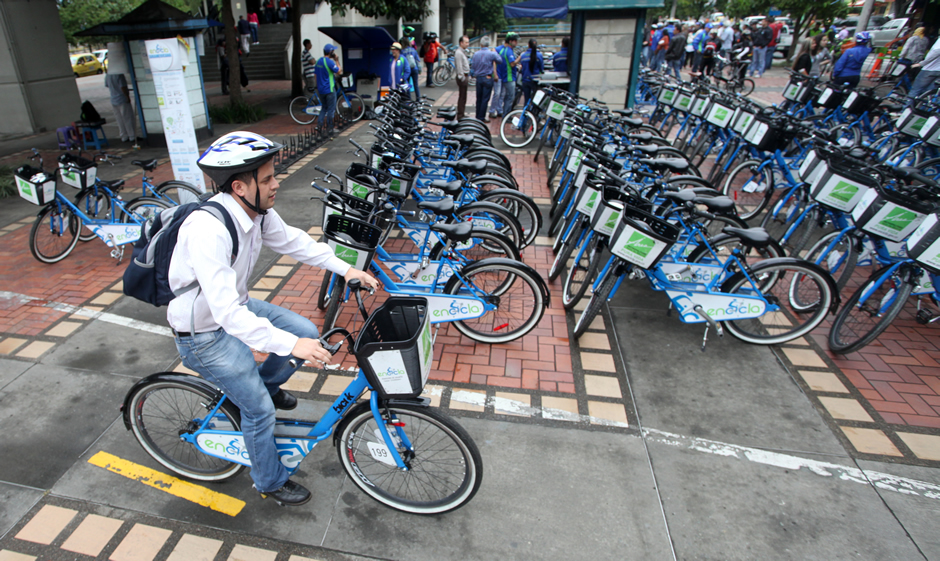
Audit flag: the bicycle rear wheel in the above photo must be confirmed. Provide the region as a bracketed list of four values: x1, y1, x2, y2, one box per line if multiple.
[30, 204, 80, 264]
[828, 266, 914, 354]
[454, 202, 523, 252]
[722, 159, 774, 222]
[156, 181, 202, 205]
[336, 403, 482, 514]
[121, 196, 172, 224]
[720, 259, 834, 345]
[480, 189, 542, 249]
[127, 378, 245, 481]
[499, 110, 538, 148]
[338, 93, 365, 122]
[289, 95, 318, 125]
[443, 261, 546, 343]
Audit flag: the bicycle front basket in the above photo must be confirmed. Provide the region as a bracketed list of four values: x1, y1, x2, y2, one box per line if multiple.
[590, 188, 650, 237]
[609, 204, 681, 269]
[841, 90, 879, 115]
[346, 162, 392, 199]
[798, 149, 826, 186]
[689, 95, 711, 117]
[743, 115, 793, 152]
[815, 85, 846, 109]
[673, 88, 695, 113]
[14, 165, 56, 205]
[810, 161, 877, 213]
[324, 214, 382, 271]
[730, 108, 756, 135]
[321, 188, 377, 228]
[851, 184, 936, 243]
[897, 107, 931, 138]
[354, 296, 432, 399]
[782, 78, 802, 101]
[920, 116, 940, 147]
[533, 88, 551, 112]
[574, 176, 603, 219]
[704, 100, 734, 129]
[657, 84, 678, 107]
[907, 213, 940, 275]
[57, 154, 97, 190]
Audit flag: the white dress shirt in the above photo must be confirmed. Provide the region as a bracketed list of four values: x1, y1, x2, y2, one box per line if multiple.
[167, 193, 351, 356]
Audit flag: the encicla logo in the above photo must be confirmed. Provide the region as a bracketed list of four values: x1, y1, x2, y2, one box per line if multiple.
[879, 207, 917, 231]
[334, 245, 360, 267]
[585, 191, 598, 209]
[622, 231, 655, 258]
[714, 107, 729, 121]
[828, 181, 858, 203]
[605, 211, 620, 231]
[350, 183, 369, 199]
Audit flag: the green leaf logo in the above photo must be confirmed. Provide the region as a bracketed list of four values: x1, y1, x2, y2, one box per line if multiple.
[621, 231, 655, 259]
[913, 117, 927, 133]
[715, 108, 729, 121]
[585, 191, 598, 209]
[605, 211, 620, 230]
[334, 245, 360, 267]
[350, 183, 369, 199]
[20, 183, 32, 197]
[828, 181, 858, 203]
[880, 207, 917, 231]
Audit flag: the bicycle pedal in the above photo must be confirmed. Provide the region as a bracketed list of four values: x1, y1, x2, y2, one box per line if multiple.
[916, 310, 935, 325]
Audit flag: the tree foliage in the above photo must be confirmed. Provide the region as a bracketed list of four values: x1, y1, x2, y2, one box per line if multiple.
[330, 0, 431, 23]
[58, 0, 203, 47]
[465, 0, 507, 35]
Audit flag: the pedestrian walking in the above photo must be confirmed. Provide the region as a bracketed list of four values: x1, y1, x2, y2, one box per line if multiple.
[237, 15, 251, 55]
[400, 34, 421, 100]
[455, 35, 471, 119]
[470, 36, 500, 121]
[832, 31, 872, 89]
[248, 12, 260, 44]
[906, 35, 940, 100]
[665, 24, 686, 79]
[496, 32, 521, 117]
[751, 19, 772, 77]
[315, 44, 342, 136]
[765, 16, 783, 73]
[104, 44, 136, 143]
[422, 33, 440, 88]
[519, 38, 543, 106]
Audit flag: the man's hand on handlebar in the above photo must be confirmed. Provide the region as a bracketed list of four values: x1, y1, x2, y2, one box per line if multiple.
[344, 267, 380, 292]
[291, 337, 333, 365]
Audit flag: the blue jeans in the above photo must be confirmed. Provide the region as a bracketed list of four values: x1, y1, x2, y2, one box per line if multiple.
[908, 69, 940, 101]
[668, 58, 682, 79]
[650, 49, 665, 71]
[765, 47, 775, 72]
[322, 91, 336, 131]
[175, 298, 319, 493]
[410, 68, 421, 100]
[425, 61, 434, 86]
[749, 47, 766, 76]
[249, 22, 258, 43]
[489, 79, 502, 116]
[475, 75, 494, 120]
[501, 80, 516, 116]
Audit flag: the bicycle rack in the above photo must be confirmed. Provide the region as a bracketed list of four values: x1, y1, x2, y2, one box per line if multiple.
[273, 116, 355, 176]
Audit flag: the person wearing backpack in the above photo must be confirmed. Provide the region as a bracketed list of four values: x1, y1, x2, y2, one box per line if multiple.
[401, 35, 421, 100]
[166, 132, 378, 506]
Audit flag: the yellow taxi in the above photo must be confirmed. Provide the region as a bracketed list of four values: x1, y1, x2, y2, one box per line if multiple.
[70, 53, 104, 77]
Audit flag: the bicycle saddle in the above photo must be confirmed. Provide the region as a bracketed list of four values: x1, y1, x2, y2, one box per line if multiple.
[639, 158, 689, 173]
[98, 179, 125, 191]
[620, 116, 645, 127]
[633, 145, 660, 155]
[431, 220, 474, 243]
[626, 131, 653, 142]
[418, 196, 456, 216]
[444, 159, 487, 174]
[132, 159, 158, 171]
[695, 195, 736, 214]
[429, 179, 463, 195]
[447, 134, 477, 147]
[661, 189, 697, 204]
[721, 226, 773, 248]
[435, 120, 461, 131]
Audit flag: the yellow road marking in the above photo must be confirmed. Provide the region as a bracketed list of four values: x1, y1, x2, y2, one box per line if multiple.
[88, 451, 245, 516]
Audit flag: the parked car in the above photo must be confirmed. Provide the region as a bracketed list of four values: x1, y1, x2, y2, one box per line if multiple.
[70, 53, 103, 77]
[93, 49, 108, 71]
[870, 17, 911, 47]
[835, 15, 890, 30]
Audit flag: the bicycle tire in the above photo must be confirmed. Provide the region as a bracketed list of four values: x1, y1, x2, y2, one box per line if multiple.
[720, 259, 835, 345]
[322, 275, 346, 333]
[155, 180, 202, 205]
[443, 260, 547, 343]
[454, 201, 523, 252]
[127, 377, 245, 481]
[318, 270, 333, 310]
[686, 232, 786, 288]
[433, 65, 450, 86]
[828, 265, 914, 354]
[549, 218, 585, 282]
[499, 110, 539, 148]
[887, 145, 924, 167]
[871, 133, 898, 163]
[480, 189, 542, 249]
[338, 93, 366, 122]
[289, 95, 318, 125]
[735, 78, 755, 96]
[722, 159, 774, 222]
[74, 187, 113, 242]
[335, 402, 482, 514]
[428, 227, 521, 263]
[573, 263, 620, 338]
[636, 124, 664, 138]
[563, 234, 602, 310]
[789, 231, 858, 311]
[120, 196, 172, 224]
[761, 195, 817, 257]
[829, 124, 862, 148]
[548, 186, 577, 238]
[916, 157, 940, 180]
[29, 204, 80, 264]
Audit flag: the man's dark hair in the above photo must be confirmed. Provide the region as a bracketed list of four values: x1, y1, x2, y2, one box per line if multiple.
[562, 37, 569, 48]
[767, 16, 775, 23]
[303, 39, 311, 48]
[219, 169, 255, 194]
[460, 35, 469, 43]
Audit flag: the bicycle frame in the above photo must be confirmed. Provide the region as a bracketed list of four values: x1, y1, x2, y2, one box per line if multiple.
[47, 189, 143, 248]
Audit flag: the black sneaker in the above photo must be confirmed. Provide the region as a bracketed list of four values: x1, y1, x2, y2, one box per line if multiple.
[271, 389, 297, 410]
[255, 480, 311, 506]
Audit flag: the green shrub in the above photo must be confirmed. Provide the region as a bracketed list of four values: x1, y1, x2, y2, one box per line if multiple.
[209, 101, 267, 124]
[0, 166, 15, 199]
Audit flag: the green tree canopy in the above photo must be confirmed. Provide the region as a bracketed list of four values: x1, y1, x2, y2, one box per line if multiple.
[329, 0, 431, 23]
[58, 0, 203, 47]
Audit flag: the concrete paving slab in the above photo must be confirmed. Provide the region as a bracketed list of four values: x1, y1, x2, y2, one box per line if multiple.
[0, 359, 32, 391]
[322, 417, 672, 561]
[40, 317, 179, 378]
[856, 460, 940, 559]
[0, 365, 131, 488]
[607, 305, 848, 456]
[648, 441, 923, 561]
[0, 482, 43, 538]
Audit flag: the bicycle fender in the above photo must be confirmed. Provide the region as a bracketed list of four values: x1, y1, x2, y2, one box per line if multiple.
[446, 257, 551, 308]
[720, 257, 842, 314]
[120, 372, 221, 430]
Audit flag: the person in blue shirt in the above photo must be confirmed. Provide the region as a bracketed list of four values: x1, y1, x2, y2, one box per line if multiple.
[314, 44, 341, 136]
[496, 32, 521, 117]
[690, 24, 707, 73]
[519, 39, 543, 106]
[470, 36, 501, 121]
[385, 42, 411, 94]
[400, 33, 421, 100]
[832, 31, 872, 89]
[553, 38, 568, 73]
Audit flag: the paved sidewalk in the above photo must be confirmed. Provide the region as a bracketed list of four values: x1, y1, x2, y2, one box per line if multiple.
[0, 73, 938, 561]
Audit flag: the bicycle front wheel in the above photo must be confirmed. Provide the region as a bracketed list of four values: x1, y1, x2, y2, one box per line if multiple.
[720, 260, 834, 345]
[289, 95, 318, 125]
[563, 235, 602, 310]
[318, 270, 333, 310]
[30, 204, 80, 264]
[443, 261, 546, 343]
[336, 403, 482, 514]
[828, 266, 914, 354]
[338, 93, 365, 122]
[792, 231, 858, 304]
[499, 110, 538, 148]
[480, 189, 543, 249]
[722, 159, 774, 221]
[127, 378, 245, 481]
[323, 276, 346, 332]
[573, 262, 620, 338]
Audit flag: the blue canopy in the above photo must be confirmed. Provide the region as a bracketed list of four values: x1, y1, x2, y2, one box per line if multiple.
[503, 0, 568, 20]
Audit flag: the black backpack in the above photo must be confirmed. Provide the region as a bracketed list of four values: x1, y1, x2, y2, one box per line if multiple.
[123, 201, 239, 307]
[80, 100, 101, 123]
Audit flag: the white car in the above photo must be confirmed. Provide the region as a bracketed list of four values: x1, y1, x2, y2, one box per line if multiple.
[870, 17, 910, 48]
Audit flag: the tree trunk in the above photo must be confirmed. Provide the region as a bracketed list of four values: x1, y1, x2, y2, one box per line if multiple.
[291, 0, 304, 97]
[669, 0, 678, 19]
[222, 0, 242, 103]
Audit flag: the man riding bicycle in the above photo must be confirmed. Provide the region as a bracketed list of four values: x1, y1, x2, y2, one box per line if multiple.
[170, 132, 378, 506]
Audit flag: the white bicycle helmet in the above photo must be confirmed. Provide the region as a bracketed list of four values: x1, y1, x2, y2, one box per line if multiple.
[198, 131, 283, 213]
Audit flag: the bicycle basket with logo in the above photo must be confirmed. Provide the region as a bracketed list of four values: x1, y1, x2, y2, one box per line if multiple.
[354, 297, 433, 399]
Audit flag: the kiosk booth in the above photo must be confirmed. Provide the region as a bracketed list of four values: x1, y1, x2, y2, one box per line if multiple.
[317, 26, 398, 107]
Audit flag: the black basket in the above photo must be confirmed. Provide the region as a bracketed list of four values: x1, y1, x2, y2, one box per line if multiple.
[810, 160, 878, 212]
[533, 88, 551, 112]
[324, 214, 382, 271]
[590, 187, 649, 237]
[795, 83, 820, 105]
[354, 297, 432, 399]
[321, 188, 376, 227]
[657, 84, 678, 107]
[609, 204, 681, 269]
[907, 214, 940, 275]
[673, 89, 695, 113]
[14, 165, 56, 205]
[897, 107, 931, 138]
[57, 154, 97, 190]
[743, 115, 794, 152]
[851, 184, 937, 243]
[841, 90, 879, 115]
[815, 84, 847, 109]
[782, 78, 803, 101]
